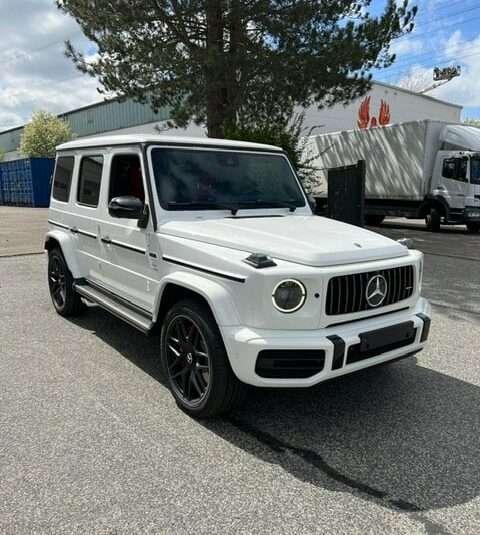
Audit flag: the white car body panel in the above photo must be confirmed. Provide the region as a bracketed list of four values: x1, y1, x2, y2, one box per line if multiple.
[46, 134, 432, 389]
[159, 215, 409, 267]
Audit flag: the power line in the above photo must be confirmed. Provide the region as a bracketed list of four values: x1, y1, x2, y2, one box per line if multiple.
[0, 0, 32, 18]
[413, 4, 480, 27]
[377, 46, 480, 84]
[0, 30, 83, 67]
[379, 36, 480, 80]
[0, 73, 91, 103]
[379, 37, 480, 79]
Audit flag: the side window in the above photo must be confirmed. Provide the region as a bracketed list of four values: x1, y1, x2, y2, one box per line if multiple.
[108, 154, 145, 202]
[442, 158, 456, 179]
[52, 156, 74, 202]
[442, 157, 468, 182]
[77, 155, 103, 207]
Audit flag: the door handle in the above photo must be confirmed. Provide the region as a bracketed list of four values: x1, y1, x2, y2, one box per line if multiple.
[69, 226, 78, 234]
[436, 186, 445, 191]
[101, 236, 112, 244]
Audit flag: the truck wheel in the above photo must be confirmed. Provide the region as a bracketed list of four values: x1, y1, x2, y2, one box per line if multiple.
[48, 248, 85, 316]
[466, 222, 480, 232]
[425, 207, 441, 232]
[160, 298, 247, 418]
[365, 214, 385, 226]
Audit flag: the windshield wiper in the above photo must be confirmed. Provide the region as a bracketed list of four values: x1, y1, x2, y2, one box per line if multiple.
[168, 201, 238, 215]
[238, 200, 298, 212]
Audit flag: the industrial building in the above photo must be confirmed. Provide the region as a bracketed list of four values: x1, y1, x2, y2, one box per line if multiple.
[0, 80, 462, 161]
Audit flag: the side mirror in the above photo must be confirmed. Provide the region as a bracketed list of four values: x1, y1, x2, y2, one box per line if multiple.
[108, 196, 144, 219]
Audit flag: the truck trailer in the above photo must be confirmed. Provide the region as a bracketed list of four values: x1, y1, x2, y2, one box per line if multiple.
[306, 120, 480, 232]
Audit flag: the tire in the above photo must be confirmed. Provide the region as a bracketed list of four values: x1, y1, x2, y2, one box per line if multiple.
[160, 298, 247, 418]
[425, 206, 441, 232]
[365, 214, 385, 226]
[466, 222, 480, 233]
[48, 248, 85, 316]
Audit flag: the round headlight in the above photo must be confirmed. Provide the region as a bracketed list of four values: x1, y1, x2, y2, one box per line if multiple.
[272, 279, 306, 313]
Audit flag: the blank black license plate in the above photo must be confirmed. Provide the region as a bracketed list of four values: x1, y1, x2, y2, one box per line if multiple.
[359, 321, 416, 353]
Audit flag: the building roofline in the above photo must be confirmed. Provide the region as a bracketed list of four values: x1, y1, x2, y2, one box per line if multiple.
[0, 96, 125, 135]
[372, 79, 462, 109]
[1, 79, 462, 137]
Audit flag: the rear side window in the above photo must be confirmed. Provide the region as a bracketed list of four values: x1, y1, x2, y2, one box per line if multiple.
[52, 156, 74, 202]
[77, 156, 104, 207]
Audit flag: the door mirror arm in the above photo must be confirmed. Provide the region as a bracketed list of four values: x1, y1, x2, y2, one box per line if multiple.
[137, 203, 149, 229]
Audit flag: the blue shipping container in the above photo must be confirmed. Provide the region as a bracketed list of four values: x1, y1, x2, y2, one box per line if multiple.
[0, 157, 54, 207]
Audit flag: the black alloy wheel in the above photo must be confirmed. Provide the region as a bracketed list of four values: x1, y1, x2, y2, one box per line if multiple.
[47, 248, 85, 316]
[160, 298, 247, 417]
[165, 315, 211, 405]
[49, 255, 67, 309]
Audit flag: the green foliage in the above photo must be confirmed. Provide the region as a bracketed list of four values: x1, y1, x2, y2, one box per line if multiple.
[222, 112, 319, 191]
[56, 0, 416, 138]
[19, 110, 74, 158]
[464, 118, 480, 127]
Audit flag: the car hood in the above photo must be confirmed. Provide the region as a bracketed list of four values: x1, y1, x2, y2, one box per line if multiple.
[159, 215, 408, 267]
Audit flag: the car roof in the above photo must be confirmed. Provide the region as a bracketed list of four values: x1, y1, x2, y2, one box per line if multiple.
[57, 134, 283, 152]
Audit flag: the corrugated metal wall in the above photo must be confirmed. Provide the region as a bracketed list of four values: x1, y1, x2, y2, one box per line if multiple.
[0, 129, 22, 154]
[0, 98, 171, 154]
[59, 99, 170, 138]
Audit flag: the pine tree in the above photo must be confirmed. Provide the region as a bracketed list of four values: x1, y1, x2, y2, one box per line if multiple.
[56, 1, 416, 138]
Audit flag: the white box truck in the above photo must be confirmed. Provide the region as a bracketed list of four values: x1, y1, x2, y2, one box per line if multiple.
[306, 120, 480, 232]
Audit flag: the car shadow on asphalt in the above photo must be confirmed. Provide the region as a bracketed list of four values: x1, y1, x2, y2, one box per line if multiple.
[67, 309, 480, 517]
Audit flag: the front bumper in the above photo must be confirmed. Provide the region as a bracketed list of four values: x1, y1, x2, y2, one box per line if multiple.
[221, 298, 431, 387]
[464, 206, 480, 221]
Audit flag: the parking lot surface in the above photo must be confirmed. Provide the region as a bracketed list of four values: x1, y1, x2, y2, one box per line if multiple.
[0, 206, 48, 257]
[0, 208, 479, 534]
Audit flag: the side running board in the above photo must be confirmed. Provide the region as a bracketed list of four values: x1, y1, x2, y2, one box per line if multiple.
[74, 280, 154, 334]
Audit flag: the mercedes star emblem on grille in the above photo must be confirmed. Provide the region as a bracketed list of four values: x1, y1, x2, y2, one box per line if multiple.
[365, 274, 388, 308]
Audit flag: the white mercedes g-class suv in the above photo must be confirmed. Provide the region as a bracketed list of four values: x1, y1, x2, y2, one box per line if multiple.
[46, 135, 431, 417]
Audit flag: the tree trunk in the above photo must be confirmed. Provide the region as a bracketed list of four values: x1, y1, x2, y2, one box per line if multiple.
[223, 0, 242, 132]
[205, 0, 226, 138]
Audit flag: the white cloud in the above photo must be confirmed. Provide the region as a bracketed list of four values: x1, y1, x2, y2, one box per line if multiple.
[390, 38, 425, 57]
[0, 0, 101, 130]
[430, 32, 480, 108]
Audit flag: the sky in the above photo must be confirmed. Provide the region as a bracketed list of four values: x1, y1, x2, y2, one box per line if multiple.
[1, 0, 480, 132]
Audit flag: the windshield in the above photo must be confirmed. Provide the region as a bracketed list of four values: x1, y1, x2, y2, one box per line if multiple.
[151, 147, 306, 211]
[471, 156, 480, 185]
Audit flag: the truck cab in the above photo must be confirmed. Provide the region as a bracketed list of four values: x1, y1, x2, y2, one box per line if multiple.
[428, 138, 480, 231]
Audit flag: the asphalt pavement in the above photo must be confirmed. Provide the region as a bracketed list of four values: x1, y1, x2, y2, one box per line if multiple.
[0, 209, 479, 534]
[0, 206, 48, 257]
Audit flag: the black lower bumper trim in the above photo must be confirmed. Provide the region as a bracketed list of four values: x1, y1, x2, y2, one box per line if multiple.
[346, 322, 417, 365]
[416, 313, 431, 343]
[255, 349, 325, 379]
[327, 335, 345, 370]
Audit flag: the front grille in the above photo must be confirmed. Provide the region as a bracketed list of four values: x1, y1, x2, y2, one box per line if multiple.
[255, 350, 325, 379]
[326, 265, 414, 316]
